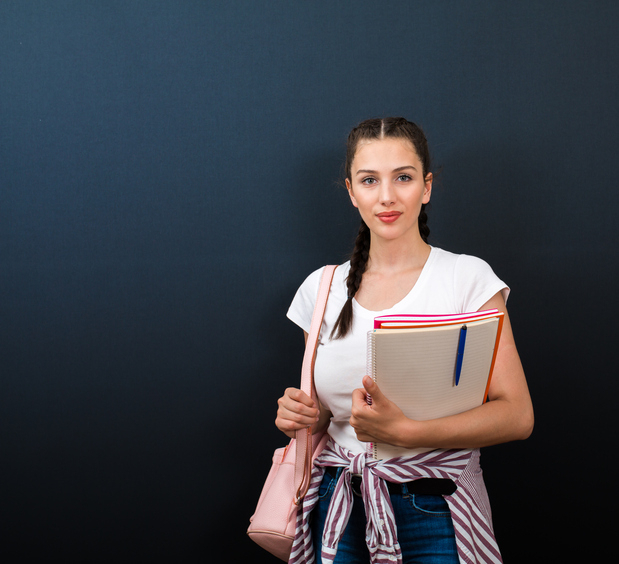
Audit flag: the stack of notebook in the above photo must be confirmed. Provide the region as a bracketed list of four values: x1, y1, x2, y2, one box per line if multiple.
[367, 309, 504, 459]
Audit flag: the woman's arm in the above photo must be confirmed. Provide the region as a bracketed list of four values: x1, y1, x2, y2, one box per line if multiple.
[275, 331, 332, 440]
[349, 292, 534, 449]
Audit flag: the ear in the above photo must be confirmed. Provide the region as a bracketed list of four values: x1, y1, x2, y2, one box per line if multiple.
[345, 178, 359, 208]
[422, 172, 433, 204]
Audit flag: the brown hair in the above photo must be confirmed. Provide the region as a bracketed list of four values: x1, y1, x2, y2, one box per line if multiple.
[330, 117, 432, 340]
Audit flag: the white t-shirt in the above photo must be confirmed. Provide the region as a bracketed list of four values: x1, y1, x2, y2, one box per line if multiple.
[286, 246, 509, 454]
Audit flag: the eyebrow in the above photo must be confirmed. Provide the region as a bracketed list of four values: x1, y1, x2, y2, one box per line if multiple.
[355, 165, 418, 175]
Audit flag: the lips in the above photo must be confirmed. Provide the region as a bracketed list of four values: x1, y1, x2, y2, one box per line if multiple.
[376, 211, 402, 223]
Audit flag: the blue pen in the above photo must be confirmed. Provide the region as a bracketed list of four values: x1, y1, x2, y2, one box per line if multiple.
[455, 325, 467, 386]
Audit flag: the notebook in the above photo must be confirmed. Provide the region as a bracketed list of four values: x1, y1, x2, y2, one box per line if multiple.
[373, 309, 503, 329]
[366, 310, 504, 460]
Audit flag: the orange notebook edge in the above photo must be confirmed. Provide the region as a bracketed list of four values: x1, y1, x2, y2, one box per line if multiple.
[482, 312, 505, 402]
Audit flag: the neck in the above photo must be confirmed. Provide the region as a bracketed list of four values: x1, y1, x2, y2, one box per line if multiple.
[367, 233, 430, 273]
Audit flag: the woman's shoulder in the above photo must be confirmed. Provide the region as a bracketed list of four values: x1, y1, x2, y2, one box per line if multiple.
[287, 261, 349, 332]
[429, 247, 508, 308]
[430, 246, 496, 273]
[296, 261, 350, 292]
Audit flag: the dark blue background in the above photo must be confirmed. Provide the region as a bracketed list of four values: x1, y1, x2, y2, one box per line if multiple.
[2, 1, 617, 562]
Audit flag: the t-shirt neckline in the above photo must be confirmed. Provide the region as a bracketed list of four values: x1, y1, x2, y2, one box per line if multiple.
[352, 246, 436, 318]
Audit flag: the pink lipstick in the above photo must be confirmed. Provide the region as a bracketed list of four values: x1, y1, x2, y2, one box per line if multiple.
[376, 212, 402, 223]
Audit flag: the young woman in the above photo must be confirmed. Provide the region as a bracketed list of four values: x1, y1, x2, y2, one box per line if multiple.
[276, 118, 533, 564]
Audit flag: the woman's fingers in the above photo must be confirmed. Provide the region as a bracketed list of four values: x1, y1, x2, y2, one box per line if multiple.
[350, 377, 406, 445]
[275, 388, 320, 432]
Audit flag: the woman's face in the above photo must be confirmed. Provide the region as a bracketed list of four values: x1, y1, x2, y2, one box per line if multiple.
[345, 137, 432, 243]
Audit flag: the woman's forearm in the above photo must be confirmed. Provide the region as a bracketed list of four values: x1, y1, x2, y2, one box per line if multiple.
[394, 395, 534, 450]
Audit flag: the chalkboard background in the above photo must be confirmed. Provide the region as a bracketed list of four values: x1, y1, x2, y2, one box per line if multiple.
[2, 1, 617, 562]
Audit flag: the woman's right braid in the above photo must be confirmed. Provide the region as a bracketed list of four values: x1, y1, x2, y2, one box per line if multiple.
[347, 221, 370, 299]
[331, 220, 370, 339]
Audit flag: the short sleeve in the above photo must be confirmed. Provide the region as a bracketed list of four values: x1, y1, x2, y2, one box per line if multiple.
[454, 254, 510, 311]
[286, 266, 325, 333]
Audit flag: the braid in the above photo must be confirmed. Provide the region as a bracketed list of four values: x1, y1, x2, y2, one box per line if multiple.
[418, 203, 430, 243]
[347, 220, 371, 299]
[330, 220, 370, 340]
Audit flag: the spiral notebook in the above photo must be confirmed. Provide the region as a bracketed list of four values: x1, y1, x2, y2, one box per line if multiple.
[366, 310, 504, 460]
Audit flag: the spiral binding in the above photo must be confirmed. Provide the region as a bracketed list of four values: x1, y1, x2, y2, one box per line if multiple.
[366, 330, 379, 459]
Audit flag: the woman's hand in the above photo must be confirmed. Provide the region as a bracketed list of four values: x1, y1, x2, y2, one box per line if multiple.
[275, 387, 321, 439]
[350, 376, 411, 446]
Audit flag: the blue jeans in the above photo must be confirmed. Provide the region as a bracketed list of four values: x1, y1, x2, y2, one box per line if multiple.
[311, 468, 459, 564]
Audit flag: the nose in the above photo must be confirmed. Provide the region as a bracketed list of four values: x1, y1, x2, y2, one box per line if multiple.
[378, 180, 396, 206]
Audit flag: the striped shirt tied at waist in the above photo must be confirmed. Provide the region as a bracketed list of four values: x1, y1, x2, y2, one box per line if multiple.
[288, 438, 502, 564]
